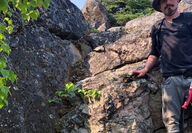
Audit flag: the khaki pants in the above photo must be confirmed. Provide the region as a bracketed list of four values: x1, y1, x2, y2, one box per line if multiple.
[162, 75, 191, 133]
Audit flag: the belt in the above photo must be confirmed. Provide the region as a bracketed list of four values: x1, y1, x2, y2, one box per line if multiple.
[163, 70, 192, 78]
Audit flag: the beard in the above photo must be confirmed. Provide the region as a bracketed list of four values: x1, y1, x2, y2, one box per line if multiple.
[164, 5, 177, 16]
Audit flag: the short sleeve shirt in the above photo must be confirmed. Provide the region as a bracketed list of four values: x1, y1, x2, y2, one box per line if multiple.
[150, 12, 192, 77]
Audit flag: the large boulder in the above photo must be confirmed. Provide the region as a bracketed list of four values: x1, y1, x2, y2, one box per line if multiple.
[38, 0, 90, 40]
[87, 31, 151, 75]
[0, 0, 89, 132]
[1, 26, 82, 133]
[82, 0, 110, 31]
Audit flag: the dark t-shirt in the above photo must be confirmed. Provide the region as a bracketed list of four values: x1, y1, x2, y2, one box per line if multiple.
[150, 12, 192, 77]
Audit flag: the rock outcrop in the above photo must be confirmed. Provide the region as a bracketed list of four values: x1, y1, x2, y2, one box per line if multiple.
[0, 0, 90, 132]
[1, 0, 192, 132]
[76, 16, 156, 132]
[82, 0, 110, 31]
[59, 1, 192, 133]
[39, 0, 90, 39]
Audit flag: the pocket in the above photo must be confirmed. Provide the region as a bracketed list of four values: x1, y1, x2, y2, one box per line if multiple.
[162, 76, 172, 86]
[187, 77, 192, 88]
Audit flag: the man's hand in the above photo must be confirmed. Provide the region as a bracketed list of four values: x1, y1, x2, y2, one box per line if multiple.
[131, 68, 148, 78]
[131, 55, 158, 78]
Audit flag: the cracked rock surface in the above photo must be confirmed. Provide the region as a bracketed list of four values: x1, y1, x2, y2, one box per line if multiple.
[0, 0, 90, 132]
[59, 2, 192, 133]
[0, 0, 192, 133]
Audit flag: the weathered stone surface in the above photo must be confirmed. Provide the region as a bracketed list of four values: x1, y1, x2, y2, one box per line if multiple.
[73, 30, 123, 57]
[0, 0, 90, 132]
[178, 1, 192, 12]
[82, 0, 110, 31]
[58, 1, 192, 133]
[60, 103, 91, 133]
[38, 0, 90, 39]
[87, 32, 151, 75]
[89, 30, 123, 47]
[71, 54, 191, 133]
[0, 23, 84, 132]
[107, 26, 123, 32]
[1, 0, 192, 133]
[125, 12, 163, 32]
[89, 30, 123, 48]
[74, 61, 161, 133]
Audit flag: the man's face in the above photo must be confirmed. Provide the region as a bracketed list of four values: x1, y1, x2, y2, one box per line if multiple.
[159, 0, 179, 16]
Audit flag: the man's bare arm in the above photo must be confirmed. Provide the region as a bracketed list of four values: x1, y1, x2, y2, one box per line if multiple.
[132, 55, 158, 77]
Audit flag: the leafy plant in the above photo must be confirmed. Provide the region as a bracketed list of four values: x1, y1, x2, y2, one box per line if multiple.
[0, 0, 51, 109]
[48, 83, 101, 103]
[78, 88, 101, 100]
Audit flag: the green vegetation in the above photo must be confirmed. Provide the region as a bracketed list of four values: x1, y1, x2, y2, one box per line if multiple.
[99, 0, 154, 26]
[87, 28, 102, 34]
[48, 83, 101, 103]
[0, 0, 51, 109]
[55, 123, 62, 133]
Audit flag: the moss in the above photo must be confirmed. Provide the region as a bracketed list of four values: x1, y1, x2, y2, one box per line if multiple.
[55, 123, 62, 133]
[87, 28, 101, 34]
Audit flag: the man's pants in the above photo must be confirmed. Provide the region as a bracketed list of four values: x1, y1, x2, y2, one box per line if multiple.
[162, 75, 191, 133]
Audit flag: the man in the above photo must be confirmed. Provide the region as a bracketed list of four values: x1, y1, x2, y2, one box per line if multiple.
[132, 0, 192, 132]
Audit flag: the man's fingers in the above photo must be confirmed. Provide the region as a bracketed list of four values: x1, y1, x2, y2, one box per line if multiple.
[131, 69, 146, 78]
[137, 71, 145, 78]
[137, 73, 143, 78]
[131, 71, 138, 75]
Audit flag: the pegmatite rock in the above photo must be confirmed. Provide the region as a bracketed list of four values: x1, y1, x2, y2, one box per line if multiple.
[82, 0, 110, 31]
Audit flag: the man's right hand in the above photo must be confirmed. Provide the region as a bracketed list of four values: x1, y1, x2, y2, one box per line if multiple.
[131, 55, 158, 78]
[131, 68, 148, 78]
